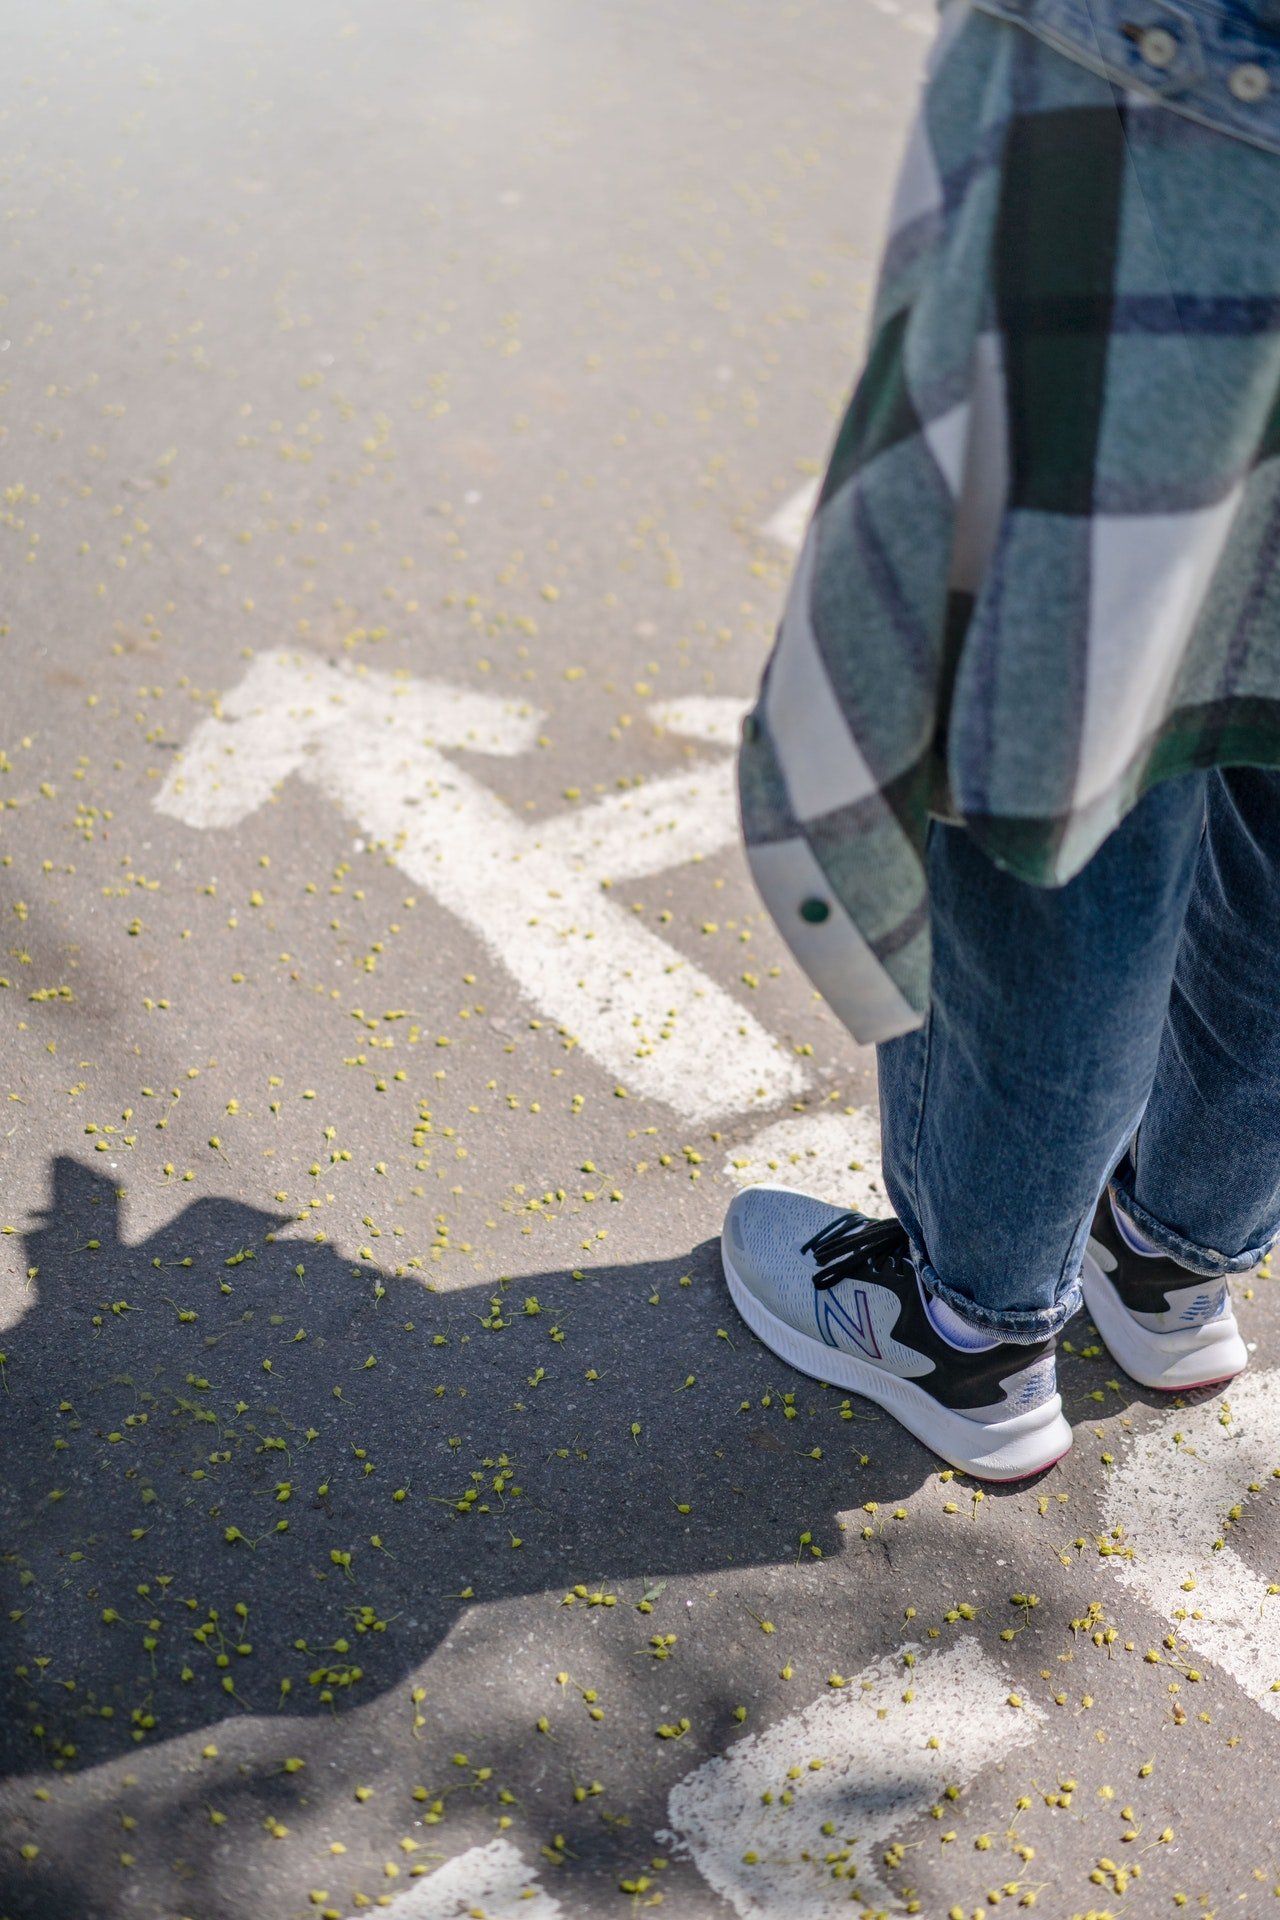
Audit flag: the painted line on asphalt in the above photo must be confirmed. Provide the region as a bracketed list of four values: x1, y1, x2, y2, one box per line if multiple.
[339, 1837, 561, 1919]
[1103, 1366, 1280, 1719]
[158, 654, 543, 831]
[648, 693, 752, 746]
[547, 758, 740, 886]
[761, 479, 819, 554]
[723, 1108, 887, 1217]
[664, 1637, 1043, 1918]
[157, 654, 807, 1123]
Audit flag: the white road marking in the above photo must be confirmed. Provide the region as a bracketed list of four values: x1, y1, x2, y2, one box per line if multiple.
[761, 479, 820, 554]
[161, 660, 542, 831]
[157, 654, 807, 1122]
[648, 694, 752, 745]
[548, 760, 740, 884]
[869, 0, 936, 31]
[723, 1109, 886, 1216]
[1103, 1367, 1280, 1718]
[665, 1638, 1043, 1918]
[339, 1837, 561, 1919]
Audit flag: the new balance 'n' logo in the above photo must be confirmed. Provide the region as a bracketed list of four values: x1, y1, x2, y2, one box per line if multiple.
[816, 1285, 882, 1360]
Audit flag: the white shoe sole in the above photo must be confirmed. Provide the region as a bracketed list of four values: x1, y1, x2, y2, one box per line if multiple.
[722, 1231, 1072, 1482]
[1081, 1253, 1248, 1393]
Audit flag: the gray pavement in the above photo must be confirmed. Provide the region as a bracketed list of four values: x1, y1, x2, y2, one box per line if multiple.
[2, 3, 1279, 1917]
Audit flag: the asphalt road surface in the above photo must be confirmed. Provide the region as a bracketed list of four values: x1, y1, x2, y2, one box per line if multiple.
[3, 4, 1280, 1918]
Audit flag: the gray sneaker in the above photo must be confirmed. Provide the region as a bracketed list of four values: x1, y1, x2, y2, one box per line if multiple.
[721, 1185, 1072, 1482]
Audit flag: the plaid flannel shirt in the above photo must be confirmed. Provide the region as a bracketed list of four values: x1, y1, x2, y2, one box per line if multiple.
[740, 0, 1280, 1044]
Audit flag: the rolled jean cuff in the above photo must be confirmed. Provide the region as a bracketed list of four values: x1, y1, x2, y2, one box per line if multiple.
[916, 1252, 1083, 1344]
[1110, 1160, 1272, 1278]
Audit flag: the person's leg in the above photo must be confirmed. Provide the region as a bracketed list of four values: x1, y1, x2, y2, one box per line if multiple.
[722, 768, 1220, 1477]
[1113, 767, 1280, 1272]
[876, 773, 1209, 1341]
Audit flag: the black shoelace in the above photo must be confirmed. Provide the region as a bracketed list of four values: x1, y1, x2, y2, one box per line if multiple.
[800, 1212, 910, 1293]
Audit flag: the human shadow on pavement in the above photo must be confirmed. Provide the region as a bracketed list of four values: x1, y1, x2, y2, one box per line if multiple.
[0, 1154, 1022, 1790]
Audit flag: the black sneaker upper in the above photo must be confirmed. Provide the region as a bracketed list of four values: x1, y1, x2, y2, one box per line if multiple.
[1086, 1188, 1225, 1324]
[802, 1211, 1057, 1414]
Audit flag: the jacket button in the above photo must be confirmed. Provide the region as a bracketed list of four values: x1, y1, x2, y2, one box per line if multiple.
[742, 712, 759, 743]
[1137, 25, 1178, 67]
[1229, 61, 1270, 102]
[799, 896, 830, 924]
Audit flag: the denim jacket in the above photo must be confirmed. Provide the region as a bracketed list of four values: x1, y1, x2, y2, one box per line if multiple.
[969, 0, 1280, 154]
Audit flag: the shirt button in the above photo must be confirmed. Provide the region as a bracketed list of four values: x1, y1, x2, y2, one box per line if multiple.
[799, 896, 831, 925]
[1229, 61, 1270, 103]
[1137, 25, 1179, 67]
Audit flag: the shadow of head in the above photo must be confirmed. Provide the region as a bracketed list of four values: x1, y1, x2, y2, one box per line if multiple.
[3, 1156, 954, 1776]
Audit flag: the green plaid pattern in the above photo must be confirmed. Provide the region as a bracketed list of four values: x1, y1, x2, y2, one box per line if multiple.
[741, 0, 1280, 1043]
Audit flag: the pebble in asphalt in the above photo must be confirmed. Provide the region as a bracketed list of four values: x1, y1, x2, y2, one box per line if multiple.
[2, 1, 1279, 1916]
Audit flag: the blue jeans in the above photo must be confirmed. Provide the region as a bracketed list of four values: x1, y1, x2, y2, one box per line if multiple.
[876, 770, 1280, 1341]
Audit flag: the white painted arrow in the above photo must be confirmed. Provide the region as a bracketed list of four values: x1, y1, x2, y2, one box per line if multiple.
[157, 654, 806, 1122]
